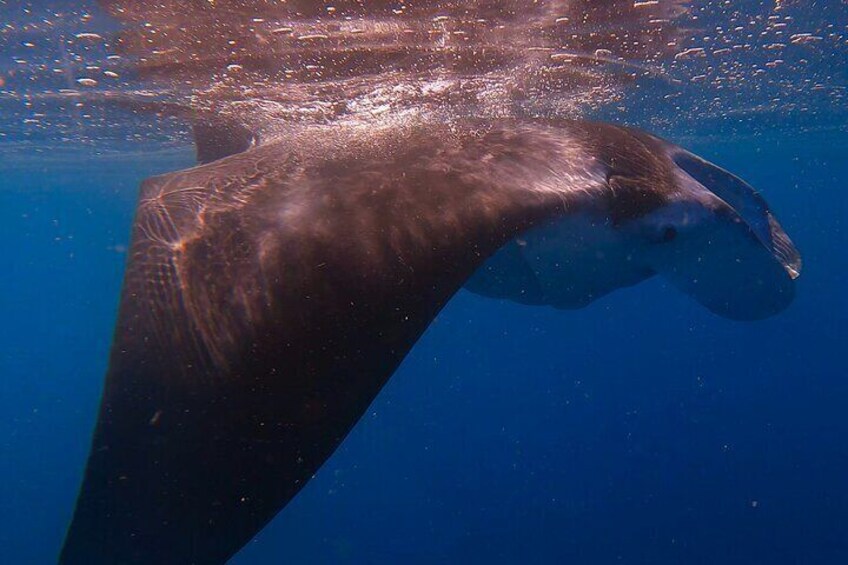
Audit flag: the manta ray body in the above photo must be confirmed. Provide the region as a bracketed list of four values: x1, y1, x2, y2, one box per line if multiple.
[60, 115, 799, 564]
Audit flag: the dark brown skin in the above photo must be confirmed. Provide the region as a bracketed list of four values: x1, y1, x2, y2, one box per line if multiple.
[60, 119, 612, 564]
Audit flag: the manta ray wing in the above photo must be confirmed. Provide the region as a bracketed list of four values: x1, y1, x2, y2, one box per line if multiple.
[59, 121, 607, 564]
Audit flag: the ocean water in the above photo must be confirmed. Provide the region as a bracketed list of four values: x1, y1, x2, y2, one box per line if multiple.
[2, 1, 847, 564]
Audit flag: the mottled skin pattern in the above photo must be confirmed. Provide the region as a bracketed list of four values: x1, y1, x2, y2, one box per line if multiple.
[60, 118, 797, 564]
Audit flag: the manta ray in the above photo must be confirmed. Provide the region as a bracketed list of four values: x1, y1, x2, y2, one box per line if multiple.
[59, 116, 799, 564]
[58, 1, 801, 563]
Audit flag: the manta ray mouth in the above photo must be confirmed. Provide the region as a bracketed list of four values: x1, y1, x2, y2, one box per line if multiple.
[659, 212, 798, 321]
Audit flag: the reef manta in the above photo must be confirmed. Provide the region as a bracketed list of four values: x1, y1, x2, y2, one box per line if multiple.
[59, 116, 799, 564]
[57, 1, 801, 563]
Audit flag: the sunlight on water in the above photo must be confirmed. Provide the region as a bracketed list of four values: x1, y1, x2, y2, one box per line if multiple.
[1, 0, 845, 161]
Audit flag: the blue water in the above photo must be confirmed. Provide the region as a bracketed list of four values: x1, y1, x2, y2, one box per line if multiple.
[2, 0, 848, 562]
[2, 132, 846, 563]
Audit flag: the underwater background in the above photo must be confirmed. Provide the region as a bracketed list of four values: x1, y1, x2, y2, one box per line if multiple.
[1, 0, 847, 563]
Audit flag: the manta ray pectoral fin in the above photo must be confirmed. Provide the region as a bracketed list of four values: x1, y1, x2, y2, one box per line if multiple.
[60, 122, 606, 564]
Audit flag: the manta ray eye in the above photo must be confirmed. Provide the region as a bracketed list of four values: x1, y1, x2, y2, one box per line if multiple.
[661, 226, 678, 243]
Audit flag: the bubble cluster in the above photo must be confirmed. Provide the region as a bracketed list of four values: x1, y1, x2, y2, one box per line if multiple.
[0, 0, 844, 157]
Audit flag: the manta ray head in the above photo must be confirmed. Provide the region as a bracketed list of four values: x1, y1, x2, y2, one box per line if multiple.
[627, 147, 801, 320]
[467, 132, 801, 321]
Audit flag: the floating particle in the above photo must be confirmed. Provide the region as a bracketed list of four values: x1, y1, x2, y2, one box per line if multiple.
[790, 33, 823, 44]
[675, 47, 706, 59]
